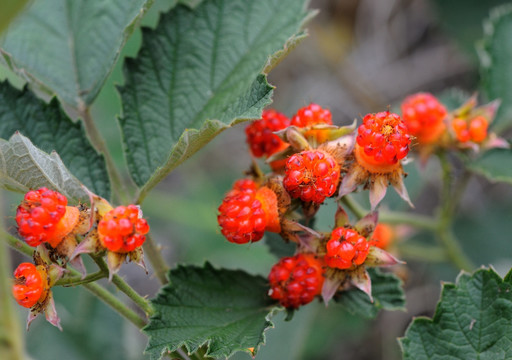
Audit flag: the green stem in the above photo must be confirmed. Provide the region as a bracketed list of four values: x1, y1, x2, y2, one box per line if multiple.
[436, 230, 473, 271]
[55, 271, 106, 287]
[339, 195, 365, 218]
[142, 234, 169, 285]
[91, 256, 154, 316]
[397, 243, 448, 263]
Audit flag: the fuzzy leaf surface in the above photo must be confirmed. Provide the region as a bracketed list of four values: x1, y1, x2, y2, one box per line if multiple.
[0, 0, 29, 34]
[466, 148, 512, 184]
[335, 268, 405, 319]
[479, 5, 512, 133]
[118, 0, 311, 191]
[144, 263, 277, 359]
[401, 267, 512, 359]
[0, 82, 110, 199]
[0, 133, 88, 201]
[0, 0, 152, 107]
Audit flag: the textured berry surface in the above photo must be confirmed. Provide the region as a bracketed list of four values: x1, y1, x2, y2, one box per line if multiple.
[218, 187, 266, 244]
[283, 150, 340, 203]
[226, 179, 259, 197]
[16, 187, 68, 247]
[401, 93, 447, 143]
[245, 109, 290, 158]
[268, 253, 324, 309]
[372, 223, 394, 250]
[356, 112, 411, 166]
[291, 103, 332, 128]
[452, 116, 489, 143]
[98, 205, 150, 253]
[325, 227, 371, 269]
[12, 262, 44, 308]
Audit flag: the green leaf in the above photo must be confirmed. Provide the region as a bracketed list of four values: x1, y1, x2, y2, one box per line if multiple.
[264, 233, 296, 259]
[400, 267, 512, 359]
[466, 148, 512, 184]
[0, 0, 29, 34]
[437, 88, 471, 111]
[0, 0, 153, 108]
[0, 82, 110, 199]
[118, 0, 312, 193]
[144, 263, 278, 359]
[0, 132, 88, 201]
[479, 5, 512, 133]
[335, 268, 405, 319]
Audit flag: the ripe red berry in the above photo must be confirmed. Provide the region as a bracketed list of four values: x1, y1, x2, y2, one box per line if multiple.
[325, 227, 371, 269]
[468, 116, 489, 143]
[16, 187, 74, 247]
[355, 111, 411, 169]
[401, 93, 447, 144]
[226, 179, 259, 197]
[12, 262, 45, 308]
[283, 149, 340, 203]
[291, 103, 332, 128]
[98, 205, 150, 253]
[268, 253, 325, 309]
[245, 109, 290, 158]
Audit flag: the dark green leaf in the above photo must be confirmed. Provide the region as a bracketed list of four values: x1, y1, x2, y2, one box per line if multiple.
[264, 233, 296, 259]
[466, 148, 512, 184]
[118, 0, 312, 193]
[0, 82, 110, 199]
[400, 267, 512, 359]
[335, 268, 405, 319]
[144, 263, 278, 359]
[0, 0, 153, 107]
[479, 5, 512, 133]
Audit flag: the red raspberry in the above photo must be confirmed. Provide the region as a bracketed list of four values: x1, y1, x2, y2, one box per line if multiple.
[291, 103, 332, 127]
[283, 149, 340, 203]
[12, 262, 45, 308]
[371, 223, 394, 250]
[226, 179, 259, 197]
[268, 253, 325, 309]
[325, 227, 371, 269]
[98, 205, 150, 253]
[401, 93, 447, 144]
[245, 109, 290, 158]
[356, 111, 411, 168]
[16, 187, 70, 247]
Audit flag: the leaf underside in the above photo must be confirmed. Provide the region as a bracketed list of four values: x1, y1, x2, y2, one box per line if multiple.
[143, 263, 278, 359]
[118, 0, 311, 189]
[400, 267, 512, 359]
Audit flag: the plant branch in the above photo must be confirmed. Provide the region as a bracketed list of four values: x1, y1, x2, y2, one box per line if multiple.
[55, 270, 106, 287]
[142, 234, 169, 284]
[397, 243, 448, 262]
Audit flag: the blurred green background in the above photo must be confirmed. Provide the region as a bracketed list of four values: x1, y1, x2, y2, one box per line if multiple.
[2, 0, 512, 359]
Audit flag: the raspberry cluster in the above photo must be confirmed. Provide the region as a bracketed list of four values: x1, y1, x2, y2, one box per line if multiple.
[291, 103, 332, 127]
[283, 149, 340, 203]
[452, 116, 488, 143]
[356, 111, 411, 166]
[268, 253, 325, 309]
[16, 187, 68, 247]
[401, 93, 447, 144]
[98, 205, 150, 253]
[325, 227, 371, 269]
[12, 262, 45, 308]
[245, 109, 290, 158]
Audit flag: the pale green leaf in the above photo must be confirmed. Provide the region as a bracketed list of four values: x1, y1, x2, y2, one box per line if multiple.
[400, 267, 512, 359]
[0, 132, 88, 201]
[479, 5, 512, 133]
[143, 263, 278, 359]
[118, 0, 312, 194]
[0, 0, 153, 108]
[0, 81, 110, 199]
[466, 148, 512, 184]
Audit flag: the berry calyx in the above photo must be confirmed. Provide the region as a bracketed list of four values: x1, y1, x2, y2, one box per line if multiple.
[283, 149, 341, 203]
[401, 93, 447, 144]
[371, 223, 394, 250]
[97, 205, 150, 253]
[355, 111, 411, 171]
[12, 262, 46, 308]
[325, 227, 371, 269]
[245, 109, 290, 158]
[16, 187, 78, 247]
[268, 253, 325, 309]
[291, 103, 332, 128]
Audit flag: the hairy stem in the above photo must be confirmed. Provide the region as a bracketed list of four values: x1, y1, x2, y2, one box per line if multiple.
[55, 271, 106, 287]
[142, 234, 169, 284]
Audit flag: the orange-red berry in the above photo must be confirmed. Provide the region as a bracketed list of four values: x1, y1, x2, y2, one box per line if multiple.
[468, 116, 489, 143]
[245, 109, 290, 158]
[372, 223, 394, 250]
[325, 227, 371, 269]
[356, 111, 411, 166]
[16, 187, 68, 247]
[401, 93, 447, 144]
[283, 149, 340, 203]
[12, 262, 45, 308]
[291, 103, 332, 128]
[268, 253, 325, 309]
[98, 205, 149, 253]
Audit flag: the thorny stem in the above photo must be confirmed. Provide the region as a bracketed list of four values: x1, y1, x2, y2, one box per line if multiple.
[142, 234, 169, 285]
